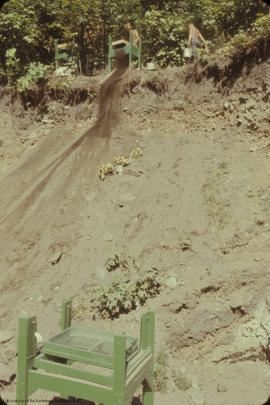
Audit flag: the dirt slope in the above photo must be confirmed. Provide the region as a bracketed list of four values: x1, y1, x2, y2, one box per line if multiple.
[0, 52, 270, 405]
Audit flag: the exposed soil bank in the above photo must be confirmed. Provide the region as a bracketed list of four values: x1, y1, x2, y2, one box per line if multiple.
[0, 41, 270, 405]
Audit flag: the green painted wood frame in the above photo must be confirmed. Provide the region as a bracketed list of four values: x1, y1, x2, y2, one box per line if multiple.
[108, 33, 142, 73]
[16, 300, 155, 405]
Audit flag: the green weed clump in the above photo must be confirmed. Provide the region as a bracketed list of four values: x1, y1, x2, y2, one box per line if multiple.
[96, 269, 161, 319]
[74, 267, 162, 320]
[17, 62, 48, 92]
[217, 14, 270, 58]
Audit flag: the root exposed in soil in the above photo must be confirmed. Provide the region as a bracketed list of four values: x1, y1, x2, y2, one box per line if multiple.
[197, 32, 270, 88]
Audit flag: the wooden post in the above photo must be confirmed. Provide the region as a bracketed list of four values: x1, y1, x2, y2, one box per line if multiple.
[108, 35, 112, 73]
[16, 312, 37, 404]
[113, 334, 127, 405]
[60, 299, 72, 331]
[140, 312, 155, 352]
[55, 40, 59, 70]
[129, 32, 132, 68]
[140, 312, 155, 405]
[138, 38, 142, 70]
[59, 298, 72, 397]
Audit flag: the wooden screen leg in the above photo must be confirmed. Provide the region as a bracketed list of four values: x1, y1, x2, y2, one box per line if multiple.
[113, 334, 127, 405]
[141, 312, 155, 405]
[60, 299, 72, 331]
[60, 299, 72, 372]
[108, 34, 113, 73]
[143, 376, 154, 405]
[129, 49, 132, 69]
[16, 313, 37, 404]
[143, 390, 154, 405]
[108, 56, 112, 73]
[140, 312, 155, 352]
[138, 44, 142, 70]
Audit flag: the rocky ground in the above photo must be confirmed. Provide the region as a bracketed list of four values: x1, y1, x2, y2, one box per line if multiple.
[0, 51, 270, 405]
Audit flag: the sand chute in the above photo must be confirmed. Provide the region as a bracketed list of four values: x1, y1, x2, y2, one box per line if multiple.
[0, 56, 129, 276]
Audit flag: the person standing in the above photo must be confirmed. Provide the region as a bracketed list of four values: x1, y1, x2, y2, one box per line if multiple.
[188, 22, 209, 58]
[124, 22, 140, 47]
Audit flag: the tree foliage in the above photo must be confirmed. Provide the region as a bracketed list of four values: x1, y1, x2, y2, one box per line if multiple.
[0, 0, 268, 84]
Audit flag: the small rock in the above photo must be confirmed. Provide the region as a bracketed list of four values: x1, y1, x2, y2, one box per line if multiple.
[115, 165, 124, 175]
[239, 96, 248, 104]
[180, 241, 192, 251]
[103, 233, 114, 241]
[217, 384, 228, 393]
[119, 193, 135, 204]
[249, 121, 258, 130]
[165, 276, 178, 289]
[223, 101, 230, 110]
[256, 219, 264, 226]
[188, 385, 204, 405]
[174, 100, 187, 111]
[50, 251, 63, 265]
[124, 169, 142, 177]
[249, 147, 258, 152]
[265, 295, 270, 309]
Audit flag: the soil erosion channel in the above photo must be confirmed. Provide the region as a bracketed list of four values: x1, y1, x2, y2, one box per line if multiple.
[0, 56, 129, 302]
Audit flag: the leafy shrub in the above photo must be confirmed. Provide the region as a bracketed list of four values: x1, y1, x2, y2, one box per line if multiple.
[16, 62, 48, 92]
[97, 272, 161, 319]
[5, 48, 20, 85]
[216, 13, 270, 58]
[141, 9, 186, 66]
[74, 267, 162, 320]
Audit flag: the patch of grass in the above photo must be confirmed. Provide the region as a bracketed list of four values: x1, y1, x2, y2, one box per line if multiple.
[154, 348, 169, 393]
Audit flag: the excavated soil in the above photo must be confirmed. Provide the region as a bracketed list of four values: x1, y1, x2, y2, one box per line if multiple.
[0, 50, 270, 405]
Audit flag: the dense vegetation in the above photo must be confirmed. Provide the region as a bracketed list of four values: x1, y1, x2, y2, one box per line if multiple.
[0, 0, 269, 86]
